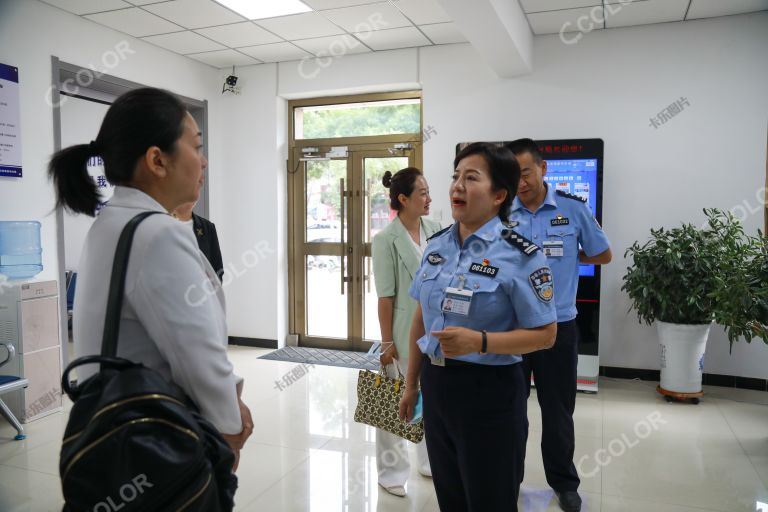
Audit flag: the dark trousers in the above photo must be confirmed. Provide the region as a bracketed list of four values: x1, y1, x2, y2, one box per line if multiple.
[421, 357, 527, 512]
[521, 319, 580, 492]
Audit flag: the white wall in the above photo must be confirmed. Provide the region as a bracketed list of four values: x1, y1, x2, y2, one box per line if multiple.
[220, 12, 768, 376]
[214, 64, 281, 341]
[0, 0, 220, 286]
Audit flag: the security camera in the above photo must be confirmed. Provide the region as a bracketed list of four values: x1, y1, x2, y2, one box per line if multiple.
[222, 66, 240, 94]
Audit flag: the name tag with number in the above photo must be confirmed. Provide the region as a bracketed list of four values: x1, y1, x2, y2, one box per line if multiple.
[542, 240, 564, 258]
[442, 287, 473, 316]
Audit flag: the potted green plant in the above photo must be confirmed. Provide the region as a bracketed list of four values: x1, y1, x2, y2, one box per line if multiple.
[622, 209, 767, 400]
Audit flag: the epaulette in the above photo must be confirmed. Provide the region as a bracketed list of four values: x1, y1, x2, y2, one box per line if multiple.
[556, 190, 587, 203]
[501, 229, 540, 256]
[427, 224, 452, 241]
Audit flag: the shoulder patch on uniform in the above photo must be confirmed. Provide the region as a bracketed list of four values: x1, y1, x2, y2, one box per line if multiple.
[555, 190, 587, 203]
[426, 224, 452, 241]
[501, 229, 540, 256]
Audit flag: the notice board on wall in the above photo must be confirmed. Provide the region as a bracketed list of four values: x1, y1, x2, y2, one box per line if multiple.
[0, 63, 22, 178]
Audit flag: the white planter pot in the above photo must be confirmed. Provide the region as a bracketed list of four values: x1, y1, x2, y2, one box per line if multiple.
[657, 321, 712, 394]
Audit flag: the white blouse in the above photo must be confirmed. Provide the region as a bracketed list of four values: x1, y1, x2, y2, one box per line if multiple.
[409, 224, 428, 257]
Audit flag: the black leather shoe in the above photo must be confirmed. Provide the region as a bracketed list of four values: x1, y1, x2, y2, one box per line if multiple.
[555, 491, 582, 512]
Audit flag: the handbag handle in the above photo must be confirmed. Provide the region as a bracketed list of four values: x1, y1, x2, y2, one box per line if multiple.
[378, 359, 406, 381]
[100, 211, 162, 359]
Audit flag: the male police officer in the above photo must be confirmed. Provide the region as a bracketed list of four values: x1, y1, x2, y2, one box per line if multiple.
[506, 139, 612, 512]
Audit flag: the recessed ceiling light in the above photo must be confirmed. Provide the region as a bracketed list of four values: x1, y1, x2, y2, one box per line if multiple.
[215, 0, 312, 20]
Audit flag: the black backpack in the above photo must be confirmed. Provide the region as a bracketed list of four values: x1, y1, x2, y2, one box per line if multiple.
[60, 212, 238, 512]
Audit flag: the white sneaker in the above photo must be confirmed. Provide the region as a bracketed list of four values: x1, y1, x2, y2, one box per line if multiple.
[418, 466, 432, 478]
[379, 483, 407, 497]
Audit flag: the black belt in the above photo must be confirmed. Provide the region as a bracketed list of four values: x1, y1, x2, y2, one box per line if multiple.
[422, 355, 515, 368]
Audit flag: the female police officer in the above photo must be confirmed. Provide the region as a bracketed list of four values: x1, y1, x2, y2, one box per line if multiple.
[398, 142, 557, 511]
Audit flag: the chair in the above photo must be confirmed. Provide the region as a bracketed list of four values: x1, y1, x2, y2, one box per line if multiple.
[0, 342, 28, 440]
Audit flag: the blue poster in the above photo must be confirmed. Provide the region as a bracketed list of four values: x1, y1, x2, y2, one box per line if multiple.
[0, 63, 22, 178]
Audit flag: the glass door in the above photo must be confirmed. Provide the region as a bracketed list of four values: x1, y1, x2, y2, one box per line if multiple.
[290, 145, 415, 351]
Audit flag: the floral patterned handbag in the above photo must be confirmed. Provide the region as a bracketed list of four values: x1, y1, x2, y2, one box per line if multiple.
[353, 363, 424, 443]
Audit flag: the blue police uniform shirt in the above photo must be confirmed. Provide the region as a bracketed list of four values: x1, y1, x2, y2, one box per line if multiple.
[509, 184, 610, 322]
[408, 216, 557, 365]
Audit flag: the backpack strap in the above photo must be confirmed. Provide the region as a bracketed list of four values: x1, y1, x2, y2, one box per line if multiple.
[100, 211, 162, 358]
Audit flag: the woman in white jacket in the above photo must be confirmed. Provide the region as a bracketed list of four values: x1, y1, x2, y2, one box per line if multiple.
[49, 88, 252, 469]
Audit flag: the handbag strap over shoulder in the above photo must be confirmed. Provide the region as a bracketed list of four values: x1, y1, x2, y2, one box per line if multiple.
[100, 211, 162, 359]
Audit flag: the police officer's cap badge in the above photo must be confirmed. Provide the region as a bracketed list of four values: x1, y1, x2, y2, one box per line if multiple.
[529, 267, 554, 303]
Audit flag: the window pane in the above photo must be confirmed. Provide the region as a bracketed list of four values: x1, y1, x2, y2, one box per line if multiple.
[306, 255, 347, 339]
[295, 99, 420, 140]
[364, 157, 408, 243]
[306, 159, 346, 243]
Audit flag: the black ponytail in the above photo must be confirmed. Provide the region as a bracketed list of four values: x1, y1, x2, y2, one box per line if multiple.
[48, 144, 101, 216]
[48, 87, 186, 216]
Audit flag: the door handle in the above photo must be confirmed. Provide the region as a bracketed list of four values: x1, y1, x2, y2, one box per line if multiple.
[339, 178, 346, 295]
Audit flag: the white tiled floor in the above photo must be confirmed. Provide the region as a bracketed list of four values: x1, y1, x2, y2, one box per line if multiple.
[1, 345, 767, 511]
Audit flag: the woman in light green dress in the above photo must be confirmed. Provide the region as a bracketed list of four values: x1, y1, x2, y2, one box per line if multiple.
[371, 167, 441, 497]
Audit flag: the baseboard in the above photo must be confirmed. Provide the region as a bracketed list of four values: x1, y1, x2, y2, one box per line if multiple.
[228, 336, 278, 349]
[599, 366, 768, 392]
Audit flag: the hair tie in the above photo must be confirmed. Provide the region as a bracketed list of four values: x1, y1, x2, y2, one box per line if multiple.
[88, 140, 100, 156]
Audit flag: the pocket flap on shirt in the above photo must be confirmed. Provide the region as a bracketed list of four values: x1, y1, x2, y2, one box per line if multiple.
[470, 277, 500, 294]
[418, 264, 443, 282]
[546, 226, 576, 238]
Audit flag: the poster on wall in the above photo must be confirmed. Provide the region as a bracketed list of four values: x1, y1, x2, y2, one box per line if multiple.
[88, 155, 114, 214]
[0, 62, 22, 178]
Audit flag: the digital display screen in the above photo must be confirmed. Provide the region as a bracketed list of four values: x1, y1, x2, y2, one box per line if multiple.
[543, 158, 599, 277]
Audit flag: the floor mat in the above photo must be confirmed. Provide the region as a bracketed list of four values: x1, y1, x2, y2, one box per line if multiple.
[259, 346, 380, 370]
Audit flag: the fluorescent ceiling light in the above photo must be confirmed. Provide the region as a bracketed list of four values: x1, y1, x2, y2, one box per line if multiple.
[215, 0, 311, 20]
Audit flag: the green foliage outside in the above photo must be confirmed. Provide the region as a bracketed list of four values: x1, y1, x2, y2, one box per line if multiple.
[306, 157, 409, 224]
[301, 104, 420, 139]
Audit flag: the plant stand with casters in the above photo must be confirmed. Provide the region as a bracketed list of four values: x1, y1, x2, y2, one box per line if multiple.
[656, 385, 703, 404]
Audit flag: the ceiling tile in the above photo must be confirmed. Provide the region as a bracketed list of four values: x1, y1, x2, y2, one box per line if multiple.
[186, 49, 261, 67]
[323, 2, 412, 32]
[84, 8, 184, 37]
[605, 0, 689, 28]
[238, 42, 313, 62]
[419, 22, 466, 44]
[142, 31, 227, 53]
[126, 0, 169, 4]
[519, 0, 601, 14]
[143, 0, 246, 29]
[195, 22, 282, 47]
[526, 6, 604, 35]
[40, 0, 132, 15]
[391, 0, 452, 25]
[291, 34, 372, 56]
[256, 12, 345, 39]
[351, 26, 430, 50]
[302, 0, 381, 9]
[687, 0, 768, 19]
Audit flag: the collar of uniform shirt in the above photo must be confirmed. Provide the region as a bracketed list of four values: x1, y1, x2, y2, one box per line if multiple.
[449, 216, 501, 246]
[510, 182, 558, 213]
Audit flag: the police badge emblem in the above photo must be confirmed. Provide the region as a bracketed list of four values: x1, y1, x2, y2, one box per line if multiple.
[427, 252, 444, 265]
[528, 267, 554, 303]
